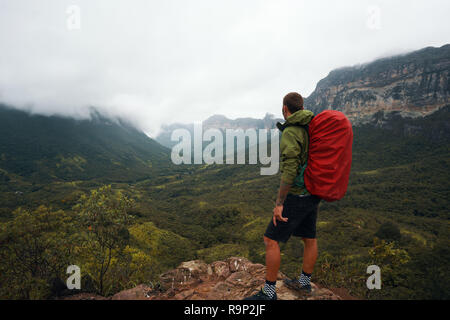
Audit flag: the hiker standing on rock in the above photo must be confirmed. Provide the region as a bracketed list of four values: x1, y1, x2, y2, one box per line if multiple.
[245, 92, 320, 300]
[244, 92, 353, 300]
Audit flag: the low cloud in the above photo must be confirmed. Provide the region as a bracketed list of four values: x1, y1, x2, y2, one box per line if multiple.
[0, 0, 449, 137]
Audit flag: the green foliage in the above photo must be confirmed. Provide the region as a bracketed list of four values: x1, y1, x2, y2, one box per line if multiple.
[72, 185, 134, 295]
[129, 222, 196, 275]
[313, 251, 368, 297]
[118, 246, 157, 288]
[375, 222, 402, 242]
[0, 205, 76, 299]
[369, 238, 410, 276]
[411, 238, 450, 299]
[365, 238, 411, 299]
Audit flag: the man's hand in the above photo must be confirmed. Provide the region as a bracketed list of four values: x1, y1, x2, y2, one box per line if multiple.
[273, 179, 292, 226]
[273, 205, 288, 227]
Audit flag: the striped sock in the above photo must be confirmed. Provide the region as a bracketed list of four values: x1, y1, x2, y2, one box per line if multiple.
[263, 280, 276, 298]
[298, 270, 312, 287]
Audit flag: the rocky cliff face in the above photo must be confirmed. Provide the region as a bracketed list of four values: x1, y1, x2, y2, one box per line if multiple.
[305, 44, 450, 125]
[64, 257, 346, 300]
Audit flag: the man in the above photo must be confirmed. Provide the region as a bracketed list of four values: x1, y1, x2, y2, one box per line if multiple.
[245, 92, 321, 300]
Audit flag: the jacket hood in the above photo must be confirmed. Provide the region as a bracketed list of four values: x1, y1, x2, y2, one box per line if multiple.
[285, 109, 315, 126]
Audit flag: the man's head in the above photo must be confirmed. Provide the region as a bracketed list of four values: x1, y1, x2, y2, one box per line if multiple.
[282, 92, 304, 119]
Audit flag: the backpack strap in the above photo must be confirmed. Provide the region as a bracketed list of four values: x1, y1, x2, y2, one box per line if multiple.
[276, 121, 310, 141]
[276, 115, 314, 133]
[276, 121, 305, 132]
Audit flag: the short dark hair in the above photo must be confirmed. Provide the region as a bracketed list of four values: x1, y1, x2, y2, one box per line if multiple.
[283, 92, 304, 113]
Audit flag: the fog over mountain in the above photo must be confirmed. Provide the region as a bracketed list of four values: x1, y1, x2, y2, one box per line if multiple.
[0, 0, 449, 137]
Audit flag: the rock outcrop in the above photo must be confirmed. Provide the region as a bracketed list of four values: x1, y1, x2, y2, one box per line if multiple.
[305, 44, 450, 126]
[66, 257, 344, 300]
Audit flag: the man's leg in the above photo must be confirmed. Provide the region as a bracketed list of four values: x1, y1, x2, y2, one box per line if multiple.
[293, 237, 317, 289]
[264, 236, 280, 282]
[281, 237, 318, 292]
[243, 236, 280, 300]
[302, 237, 318, 274]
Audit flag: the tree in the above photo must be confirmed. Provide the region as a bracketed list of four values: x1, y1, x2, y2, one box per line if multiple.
[412, 238, 450, 299]
[0, 205, 75, 299]
[73, 185, 134, 295]
[368, 238, 410, 298]
[375, 221, 402, 242]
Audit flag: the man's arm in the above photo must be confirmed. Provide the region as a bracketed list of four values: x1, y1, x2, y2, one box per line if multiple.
[272, 128, 301, 226]
[276, 180, 292, 206]
[277, 128, 302, 204]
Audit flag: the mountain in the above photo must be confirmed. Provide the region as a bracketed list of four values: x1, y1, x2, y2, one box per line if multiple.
[0, 104, 171, 185]
[156, 44, 449, 146]
[156, 113, 282, 148]
[62, 257, 347, 300]
[305, 44, 450, 125]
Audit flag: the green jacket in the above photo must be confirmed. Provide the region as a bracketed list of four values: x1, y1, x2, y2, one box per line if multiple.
[279, 109, 315, 196]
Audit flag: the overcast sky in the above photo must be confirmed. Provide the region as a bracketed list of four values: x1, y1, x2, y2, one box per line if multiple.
[0, 0, 449, 137]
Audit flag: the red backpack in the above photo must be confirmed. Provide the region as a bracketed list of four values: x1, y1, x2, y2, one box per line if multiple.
[303, 110, 353, 202]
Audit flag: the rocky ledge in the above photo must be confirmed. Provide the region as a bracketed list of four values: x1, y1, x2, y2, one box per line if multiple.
[66, 257, 346, 300]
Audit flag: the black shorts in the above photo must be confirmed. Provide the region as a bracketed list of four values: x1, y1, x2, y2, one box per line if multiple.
[264, 194, 321, 243]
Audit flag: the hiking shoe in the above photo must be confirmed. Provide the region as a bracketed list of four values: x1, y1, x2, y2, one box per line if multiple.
[283, 278, 312, 294]
[243, 289, 277, 300]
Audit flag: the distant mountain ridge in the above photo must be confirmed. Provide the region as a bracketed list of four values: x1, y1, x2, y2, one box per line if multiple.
[156, 44, 449, 146]
[203, 113, 282, 130]
[156, 113, 282, 148]
[0, 104, 170, 185]
[304, 44, 450, 125]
